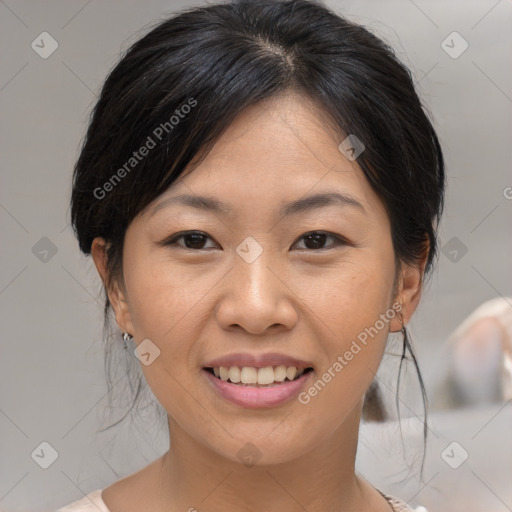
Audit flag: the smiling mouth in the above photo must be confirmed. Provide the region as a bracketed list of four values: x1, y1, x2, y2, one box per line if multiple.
[203, 366, 314, 387]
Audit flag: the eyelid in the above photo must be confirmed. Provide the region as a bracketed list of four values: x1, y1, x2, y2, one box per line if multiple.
[159, 230, 218, 249]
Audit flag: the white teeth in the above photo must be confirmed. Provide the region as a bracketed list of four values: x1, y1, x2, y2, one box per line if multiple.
[210, 365, 307, 385]
[286, 367, 298, 381]
[240, 367, 258, 384]
[228, 366, 241, 383]
[274, 365, 287, 381]
[257, 366, 275, 385]
[219, 367, 229, 381]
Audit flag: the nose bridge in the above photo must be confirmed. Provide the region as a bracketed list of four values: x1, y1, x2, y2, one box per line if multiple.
[234, 240, 279, 308]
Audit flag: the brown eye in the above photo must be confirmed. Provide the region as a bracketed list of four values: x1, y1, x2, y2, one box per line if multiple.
[163, 231, 218, 250]
[161, 230, 347, 252]
[293, 231, 346, 251]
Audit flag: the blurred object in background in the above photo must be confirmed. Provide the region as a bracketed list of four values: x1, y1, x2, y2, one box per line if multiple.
[434, 297, 512, 409]
[358, 402, 512, 512]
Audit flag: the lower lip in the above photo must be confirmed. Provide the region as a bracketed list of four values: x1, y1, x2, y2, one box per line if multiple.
[202, 369, 313, 409]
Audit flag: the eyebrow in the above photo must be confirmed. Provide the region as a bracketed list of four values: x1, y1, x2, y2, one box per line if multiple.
[150, 191, 366, 218]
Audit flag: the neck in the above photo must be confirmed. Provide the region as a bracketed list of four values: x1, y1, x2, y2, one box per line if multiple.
[153, 405, 375, 512]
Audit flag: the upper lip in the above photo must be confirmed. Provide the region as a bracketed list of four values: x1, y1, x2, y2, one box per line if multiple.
[204, 352, 314, 370]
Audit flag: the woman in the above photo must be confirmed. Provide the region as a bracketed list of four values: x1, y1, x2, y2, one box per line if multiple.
[59, 0, 445, 510]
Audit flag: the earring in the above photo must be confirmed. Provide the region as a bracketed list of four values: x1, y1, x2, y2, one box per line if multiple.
[122, 331, 133, 350]
[393, 309, 404, 333]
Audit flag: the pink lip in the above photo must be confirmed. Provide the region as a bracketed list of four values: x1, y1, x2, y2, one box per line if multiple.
[203, 352, 314, 370]
[202, 368, 313, 408]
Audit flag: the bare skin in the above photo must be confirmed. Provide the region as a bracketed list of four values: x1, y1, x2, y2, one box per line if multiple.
[91, 92, 426, 512]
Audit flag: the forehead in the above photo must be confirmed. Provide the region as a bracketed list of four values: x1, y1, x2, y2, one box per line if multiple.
[144, 92, 386, 222]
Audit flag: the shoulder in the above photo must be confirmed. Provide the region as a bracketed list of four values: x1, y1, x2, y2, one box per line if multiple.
[55, 489, 110, 512]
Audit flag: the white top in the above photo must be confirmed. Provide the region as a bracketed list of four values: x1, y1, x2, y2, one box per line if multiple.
[56, 490, 109, 512]
[56, 488, 425, 511]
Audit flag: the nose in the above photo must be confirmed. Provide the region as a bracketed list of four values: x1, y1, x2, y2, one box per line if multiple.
[215, 250, 298, 335]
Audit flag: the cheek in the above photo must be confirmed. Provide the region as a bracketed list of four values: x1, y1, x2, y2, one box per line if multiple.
[120, 248, 201, 396]
[125, 267, 204, 427]
[296, 254, 395, 417]
[300, 253, 395, 346]
[123, 245, 206, 339]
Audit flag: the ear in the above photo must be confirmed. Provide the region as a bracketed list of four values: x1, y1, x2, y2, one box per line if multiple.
[91, 237, 135, 336]
[389, 239, 430, 333]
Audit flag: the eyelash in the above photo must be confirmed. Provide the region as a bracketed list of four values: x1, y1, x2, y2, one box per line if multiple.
[161, 230, 349, 252]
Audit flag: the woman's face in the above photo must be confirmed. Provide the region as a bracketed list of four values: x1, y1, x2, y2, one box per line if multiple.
[94, 93, 422, 465]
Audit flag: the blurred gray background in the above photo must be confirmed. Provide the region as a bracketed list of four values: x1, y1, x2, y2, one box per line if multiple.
[1, 0, 511, 511]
